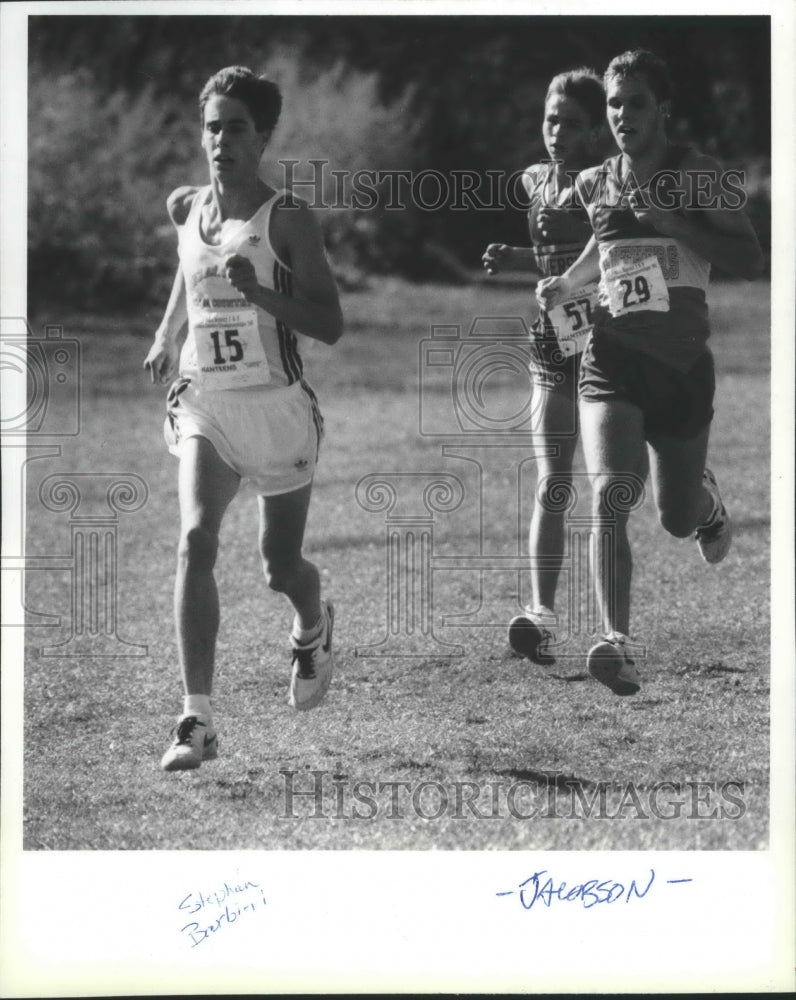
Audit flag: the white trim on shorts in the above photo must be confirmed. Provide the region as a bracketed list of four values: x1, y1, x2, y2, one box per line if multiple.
[165, 377, 323, 496]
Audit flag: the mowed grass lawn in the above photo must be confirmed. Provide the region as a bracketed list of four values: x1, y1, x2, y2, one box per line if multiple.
[22, 277, 770, 850]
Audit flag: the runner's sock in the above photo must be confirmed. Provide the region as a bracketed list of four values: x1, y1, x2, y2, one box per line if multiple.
[183, 693, 212, 720]
[292, 613, 323, 646]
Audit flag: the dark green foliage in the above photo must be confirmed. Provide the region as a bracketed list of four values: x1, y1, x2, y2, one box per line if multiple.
[28, 15, 771, 307]
[28, 70, 199, 310]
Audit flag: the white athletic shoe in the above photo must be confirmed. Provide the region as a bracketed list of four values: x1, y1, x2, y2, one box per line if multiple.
[587, 632, 641, 696]
[160, 714, 218, 771]
[695, 468, 732, 564]
[288, 600, 335, 711]
[507, 606, 557, 665]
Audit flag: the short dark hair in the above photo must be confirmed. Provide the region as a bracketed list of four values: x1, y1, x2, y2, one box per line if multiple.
[199, 66, 282, 134]
[604, 49, 673, 104]
[546, 68, 605, 127]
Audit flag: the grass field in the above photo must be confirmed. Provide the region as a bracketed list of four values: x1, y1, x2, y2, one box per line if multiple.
[21, 276, 770, 850]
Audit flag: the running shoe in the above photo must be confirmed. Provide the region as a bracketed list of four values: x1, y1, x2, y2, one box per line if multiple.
[507, 606, 556, 665]
[288, 600, 335, 711]
[160, 714, 218, 771]
[695, 468, 732, 564]
[587, 632, 640, 696]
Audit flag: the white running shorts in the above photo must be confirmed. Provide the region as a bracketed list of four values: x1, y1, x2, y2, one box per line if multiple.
[164, 377, 323, 496]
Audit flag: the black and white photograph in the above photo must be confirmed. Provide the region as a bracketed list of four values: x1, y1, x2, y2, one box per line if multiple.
[1, 0, 793, 994]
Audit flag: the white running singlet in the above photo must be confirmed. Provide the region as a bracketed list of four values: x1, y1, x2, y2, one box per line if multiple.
[177, 187, 306, 390]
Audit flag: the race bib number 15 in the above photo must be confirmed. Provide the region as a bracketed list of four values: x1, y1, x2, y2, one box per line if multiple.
[194, 309, 271, 390]
[603, 256, 670, 318]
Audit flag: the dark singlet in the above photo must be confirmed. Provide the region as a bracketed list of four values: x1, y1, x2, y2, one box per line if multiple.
[526, 163, 598, 360]
[577, 145, 712, 373]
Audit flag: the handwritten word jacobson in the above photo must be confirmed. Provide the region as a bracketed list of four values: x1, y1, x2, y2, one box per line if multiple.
[496, 868, 691, 910]
[179, 879, 266, 947]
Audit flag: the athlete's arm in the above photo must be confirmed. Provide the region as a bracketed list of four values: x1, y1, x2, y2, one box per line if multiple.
[536, 236, 601, 310]
[482, 244, 537, 275]
[628, 154, 764, 280]
[143, 188, 197, 384]
[535, 205, 593, 245]
[225, 197, 343, 345]
[524, 162, 593, 244]
[486, 166, 546, 275]
[144, 266, 188, 384]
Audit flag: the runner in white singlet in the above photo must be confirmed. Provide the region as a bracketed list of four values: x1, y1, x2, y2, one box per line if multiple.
[144, 66, 344, 770]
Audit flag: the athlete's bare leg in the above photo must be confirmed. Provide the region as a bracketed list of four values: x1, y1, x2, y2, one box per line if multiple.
[647, 424, 713, 537]
[175, 435, 241, 696]
[258, 483, 322, 631]
[528, 385, 579, 611]
[579, 397, 647, 636]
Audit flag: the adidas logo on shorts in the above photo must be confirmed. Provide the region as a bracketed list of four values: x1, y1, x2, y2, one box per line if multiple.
[295, 458, 309, 470]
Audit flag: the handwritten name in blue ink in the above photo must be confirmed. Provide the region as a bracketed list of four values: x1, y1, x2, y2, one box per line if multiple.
[179, 879, 266, 947]
[496, 869, 692, 910]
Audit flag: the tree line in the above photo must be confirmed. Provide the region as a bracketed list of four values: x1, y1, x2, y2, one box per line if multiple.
[28, 14, 770, 309]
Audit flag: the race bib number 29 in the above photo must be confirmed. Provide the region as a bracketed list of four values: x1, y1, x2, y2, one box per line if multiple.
[544, 279, 600, 357]
[193, 309, 270, 390]
[603, 256, 670, 318]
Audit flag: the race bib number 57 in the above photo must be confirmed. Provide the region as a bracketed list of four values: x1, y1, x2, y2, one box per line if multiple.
[193, 309, 270, 390]
[603, 256, 670, 318]
[544, 279, 600, 357]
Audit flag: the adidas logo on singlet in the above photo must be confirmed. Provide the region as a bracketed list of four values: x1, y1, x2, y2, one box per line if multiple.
[248, 234, 261, 245]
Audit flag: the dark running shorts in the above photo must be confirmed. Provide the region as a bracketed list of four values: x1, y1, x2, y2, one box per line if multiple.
[529, 320, 582, 398]
[579, 331, 715, 440]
